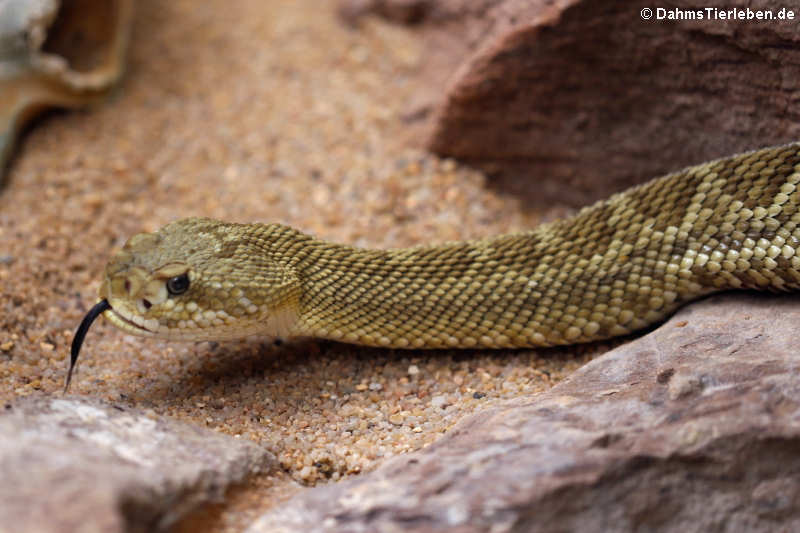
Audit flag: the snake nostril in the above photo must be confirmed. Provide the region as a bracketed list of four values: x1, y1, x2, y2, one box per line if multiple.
[142, 299, 152, 310]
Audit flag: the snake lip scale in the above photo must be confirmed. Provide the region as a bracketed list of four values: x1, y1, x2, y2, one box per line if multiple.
[107, 306, 156, 334]
[67, 143, 800, 390]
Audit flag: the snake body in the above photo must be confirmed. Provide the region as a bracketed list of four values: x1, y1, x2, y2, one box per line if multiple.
[94, 144, 800, 350]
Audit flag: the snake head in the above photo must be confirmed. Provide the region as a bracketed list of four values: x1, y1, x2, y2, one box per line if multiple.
[98, 217, 301, 341]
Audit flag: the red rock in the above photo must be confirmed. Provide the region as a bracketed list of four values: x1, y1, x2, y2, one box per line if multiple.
[343, 0, 800, 206]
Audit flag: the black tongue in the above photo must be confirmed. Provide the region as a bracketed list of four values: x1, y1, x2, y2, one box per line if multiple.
[65, 299, 112, 393]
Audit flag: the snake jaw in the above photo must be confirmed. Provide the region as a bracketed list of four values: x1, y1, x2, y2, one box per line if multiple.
[102, 303, 159, 337]
[101, 297, 300, 341]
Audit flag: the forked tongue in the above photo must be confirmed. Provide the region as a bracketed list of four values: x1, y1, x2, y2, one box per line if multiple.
[65, 299, 111, 393]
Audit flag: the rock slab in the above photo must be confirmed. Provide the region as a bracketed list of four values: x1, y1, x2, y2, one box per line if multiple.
[344, 0, 800, 206]
[0, 396, 278, 533]
[247, 293, 800, 532]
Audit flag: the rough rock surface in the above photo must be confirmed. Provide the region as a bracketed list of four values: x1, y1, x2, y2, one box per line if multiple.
[344, 0, 800, 206]
[247, 293, 800, 532]
[0, 396, 280, 533]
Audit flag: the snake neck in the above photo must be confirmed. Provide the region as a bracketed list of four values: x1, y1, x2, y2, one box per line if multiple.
[287, 223, 708, 349]
[289, 235, 544, 348]
[283, 145, 800, 349]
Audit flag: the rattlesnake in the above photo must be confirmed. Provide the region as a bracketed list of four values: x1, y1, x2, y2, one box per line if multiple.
[68, 143, 800, 388]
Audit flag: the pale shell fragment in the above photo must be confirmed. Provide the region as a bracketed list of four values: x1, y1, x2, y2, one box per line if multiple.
[0, 0, 133, 181]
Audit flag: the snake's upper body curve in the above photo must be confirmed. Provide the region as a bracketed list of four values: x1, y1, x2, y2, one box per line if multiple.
[97, 144, 800, 350]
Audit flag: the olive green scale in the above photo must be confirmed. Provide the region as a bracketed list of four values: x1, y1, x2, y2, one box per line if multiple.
[99, 144, 800, 348]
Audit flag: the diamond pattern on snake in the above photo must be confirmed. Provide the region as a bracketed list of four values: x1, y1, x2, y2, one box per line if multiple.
[67, 143, 800, 389]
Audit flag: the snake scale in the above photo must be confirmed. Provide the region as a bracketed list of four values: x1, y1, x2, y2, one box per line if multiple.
[69, 143, 800, 386]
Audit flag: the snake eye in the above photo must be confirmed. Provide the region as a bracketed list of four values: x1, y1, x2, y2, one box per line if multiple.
[166, 273, 190, 295]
